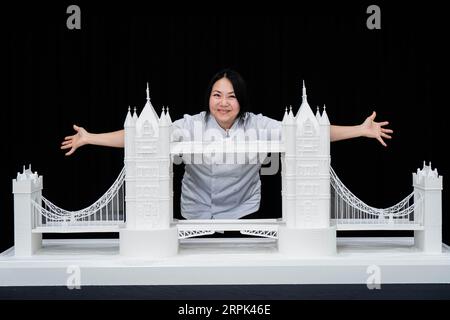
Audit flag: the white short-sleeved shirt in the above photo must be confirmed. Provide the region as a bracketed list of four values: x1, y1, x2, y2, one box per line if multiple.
[172, 111, 281, 219]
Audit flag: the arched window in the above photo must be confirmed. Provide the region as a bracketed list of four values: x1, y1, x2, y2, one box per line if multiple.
[143, 120, 154, 136]
[303, 119, 315, 136]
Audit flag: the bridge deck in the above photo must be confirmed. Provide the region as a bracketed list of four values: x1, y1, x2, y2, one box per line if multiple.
[332, 219, 423, 231]
[32, 218, 423, 233]
[33, 224, 124, 233]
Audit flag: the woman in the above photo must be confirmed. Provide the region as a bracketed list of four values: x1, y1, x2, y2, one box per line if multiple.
[61, 69, 393, 219]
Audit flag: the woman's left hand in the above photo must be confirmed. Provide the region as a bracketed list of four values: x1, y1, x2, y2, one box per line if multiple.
[360, 111, 393, 147]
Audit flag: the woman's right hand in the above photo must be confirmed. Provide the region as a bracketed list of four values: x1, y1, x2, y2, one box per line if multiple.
[61, 124, 90, 156]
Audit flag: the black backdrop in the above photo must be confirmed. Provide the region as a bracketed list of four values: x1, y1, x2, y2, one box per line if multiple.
[1, 2, 448, 252]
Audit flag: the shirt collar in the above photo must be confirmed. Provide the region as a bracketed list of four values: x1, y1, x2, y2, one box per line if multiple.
[207, 112, 243, 136]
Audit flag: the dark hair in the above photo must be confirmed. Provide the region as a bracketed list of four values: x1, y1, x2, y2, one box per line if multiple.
[204, 68, 250, 122]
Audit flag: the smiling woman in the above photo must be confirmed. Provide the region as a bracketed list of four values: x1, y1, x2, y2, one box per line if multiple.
[173, 69, 282, 220]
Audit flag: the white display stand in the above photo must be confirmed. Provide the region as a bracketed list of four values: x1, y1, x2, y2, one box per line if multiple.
[2, 82, 447, 286]
[1, 237, 450, 286]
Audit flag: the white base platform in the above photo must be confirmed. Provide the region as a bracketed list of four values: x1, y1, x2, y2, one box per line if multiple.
[1, 237, 449, 286]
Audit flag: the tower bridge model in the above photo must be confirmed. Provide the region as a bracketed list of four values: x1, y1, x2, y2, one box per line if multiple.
[1, 83, 448, 286]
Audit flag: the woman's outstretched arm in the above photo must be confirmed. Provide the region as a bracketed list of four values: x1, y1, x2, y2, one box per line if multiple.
[331, 111, 393, 147]
[61, 125, 124, 156]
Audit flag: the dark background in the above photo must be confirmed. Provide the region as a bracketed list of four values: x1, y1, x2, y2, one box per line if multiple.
[1, 2, 448, 252]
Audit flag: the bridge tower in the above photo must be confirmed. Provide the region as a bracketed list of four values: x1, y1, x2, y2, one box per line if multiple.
[279, 82, 336, 256]
[120, 83, 178, 258]
[413, 162, 443, 253]
[12, 165, 43, 256]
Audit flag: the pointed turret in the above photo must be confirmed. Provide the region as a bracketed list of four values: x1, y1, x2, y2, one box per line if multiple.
[136, 83, 160, 137]
[144, 82, 159, 119]
[16, 164, 39, 182]
[295, 80, 320, 135]
[301, 80, 308, 108]
[165, 106, 172, 124]
[124, 106, 137, 158]
[288, 105, 294, 117]
[282, 107, 289, 124]
[319, 104, 330, 125]
[124, 106, 133, 127]
[146, 82, 152, 103]
[159, 107, 169, 126]
[417, 162, 439, 181]
[296, 81, 315, 119]
[286, 106, 295, 125]
[285, 105, 296, 156]
[315, 106, 321, 121]
[318, 104, 330, 156]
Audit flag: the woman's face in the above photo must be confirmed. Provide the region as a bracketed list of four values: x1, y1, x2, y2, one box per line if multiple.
[209, 77, 240, 130]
